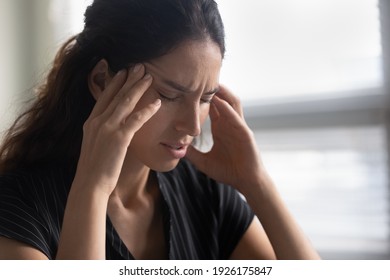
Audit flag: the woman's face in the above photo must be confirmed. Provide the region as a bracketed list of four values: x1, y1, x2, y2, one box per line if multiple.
[128, 40, 222, 172]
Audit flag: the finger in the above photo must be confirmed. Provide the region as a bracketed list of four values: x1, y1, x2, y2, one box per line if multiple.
[185, 145, 208, 173]
[209, 100, 220, 122]
[103, 64, 146, 118]
[212, 96, 242, 121]
[123, 98, 161, 133]
[109, 73, 153, 124]
[217, 85, 244, 118]
[89, 69, 127, 119]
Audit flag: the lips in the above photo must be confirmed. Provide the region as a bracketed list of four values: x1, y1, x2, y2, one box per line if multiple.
[163, 143, 184, 150]
[161, 142, 190, 159]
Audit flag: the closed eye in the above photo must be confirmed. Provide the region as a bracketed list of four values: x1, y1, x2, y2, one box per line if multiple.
[201, 94, 215, 104]
[157, 91, 180, 102]
[157, 90, 214, 104]
[200, 98, 213, 104]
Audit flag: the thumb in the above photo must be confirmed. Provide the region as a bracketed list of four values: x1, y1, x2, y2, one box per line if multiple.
[185, 145, 208, 173]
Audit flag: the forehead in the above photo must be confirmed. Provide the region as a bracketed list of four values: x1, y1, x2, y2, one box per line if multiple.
[145, 40, 222, 91]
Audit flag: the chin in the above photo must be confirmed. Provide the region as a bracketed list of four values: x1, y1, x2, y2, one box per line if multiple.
[148, 159, 181, 173]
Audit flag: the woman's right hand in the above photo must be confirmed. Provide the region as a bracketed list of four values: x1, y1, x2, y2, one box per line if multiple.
[73, 64, 161, 195]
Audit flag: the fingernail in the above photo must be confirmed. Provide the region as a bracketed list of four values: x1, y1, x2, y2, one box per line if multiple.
[133, 64, 142, 73]
[154, 99, 161, 106]
[143, 73, 152, 80]
[116, 69, 126, 76]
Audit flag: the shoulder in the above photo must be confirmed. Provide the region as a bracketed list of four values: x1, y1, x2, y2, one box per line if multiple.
[0, 164, 74, 222]
[0, 164, 73, 204]
[0, 164, 73, 259]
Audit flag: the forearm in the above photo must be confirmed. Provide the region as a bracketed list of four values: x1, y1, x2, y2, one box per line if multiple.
[56, 182, 110, 260]
[240, 173, 321, 260]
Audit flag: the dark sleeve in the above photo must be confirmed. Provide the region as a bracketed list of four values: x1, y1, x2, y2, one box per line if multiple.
[216, 183, 255, 259]
[0, 173, 55, 259]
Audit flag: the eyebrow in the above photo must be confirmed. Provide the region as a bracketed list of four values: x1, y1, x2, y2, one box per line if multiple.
[162, 79, 220, 95]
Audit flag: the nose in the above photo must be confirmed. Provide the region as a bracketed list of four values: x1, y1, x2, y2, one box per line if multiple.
[175, 102, 201, 137]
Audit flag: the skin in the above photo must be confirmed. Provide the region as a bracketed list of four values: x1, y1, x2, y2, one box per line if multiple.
[0, 39, 320, 260]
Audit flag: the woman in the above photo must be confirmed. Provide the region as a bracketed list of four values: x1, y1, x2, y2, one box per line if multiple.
[0, 0, 320, 259]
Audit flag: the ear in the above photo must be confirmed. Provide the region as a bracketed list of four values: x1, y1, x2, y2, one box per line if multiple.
[88, 59, 112, 101]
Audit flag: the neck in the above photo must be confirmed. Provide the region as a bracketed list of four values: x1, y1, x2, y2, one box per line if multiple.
[109, 154, 155, 208]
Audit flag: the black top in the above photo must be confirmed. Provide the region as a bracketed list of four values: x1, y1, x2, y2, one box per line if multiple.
[0, 160, 254, 259]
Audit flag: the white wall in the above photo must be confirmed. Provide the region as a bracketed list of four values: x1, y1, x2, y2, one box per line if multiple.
[0, 0, 24, 136]
[0, 0, 55, 137]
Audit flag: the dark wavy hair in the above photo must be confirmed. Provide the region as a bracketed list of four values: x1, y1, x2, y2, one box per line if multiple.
[0, 0, 225, 173]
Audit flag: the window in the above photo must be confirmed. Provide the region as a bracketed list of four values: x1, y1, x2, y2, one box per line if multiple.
[216, 0, 389, 259]
[217, 0, 383, 101]
[257, 126, 389, 259]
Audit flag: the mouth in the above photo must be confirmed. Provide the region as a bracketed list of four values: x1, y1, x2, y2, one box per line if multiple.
[162, 143, 185, 150]
[161, 142, 190, 159]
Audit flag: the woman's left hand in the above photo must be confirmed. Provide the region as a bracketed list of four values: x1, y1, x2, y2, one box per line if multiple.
[186, 85, 264, 191]
[187, 86, 322, 260]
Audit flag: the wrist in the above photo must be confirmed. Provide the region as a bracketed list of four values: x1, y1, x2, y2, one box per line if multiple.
[71, 172, 116, 199]
[68, 181, 112, 210]
[236, 169, 281, 208]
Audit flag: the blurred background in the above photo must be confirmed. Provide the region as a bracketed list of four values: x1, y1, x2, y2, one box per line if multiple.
[0, 0, 389, 259]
